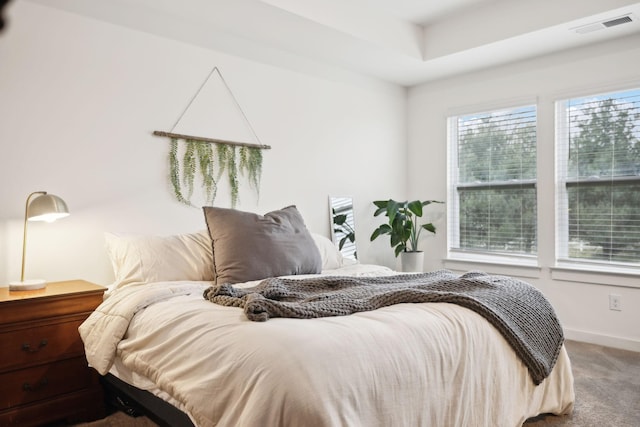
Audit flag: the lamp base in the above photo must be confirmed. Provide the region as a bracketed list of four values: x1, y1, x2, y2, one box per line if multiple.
[9, 279, 47, 291]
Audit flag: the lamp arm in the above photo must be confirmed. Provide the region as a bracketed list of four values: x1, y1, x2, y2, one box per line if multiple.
[20, 191, 47, 282]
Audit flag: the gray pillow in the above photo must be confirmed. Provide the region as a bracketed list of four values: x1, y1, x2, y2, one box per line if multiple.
[203, 205, 322, 285]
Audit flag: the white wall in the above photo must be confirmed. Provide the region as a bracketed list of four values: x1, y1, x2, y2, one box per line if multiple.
[0, 2, 406, 286]
[3, 2, 637, 353]
[408, 34, 640, 351]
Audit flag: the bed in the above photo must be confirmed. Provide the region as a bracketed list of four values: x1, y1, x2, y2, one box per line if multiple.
[80, 206, 575, 427]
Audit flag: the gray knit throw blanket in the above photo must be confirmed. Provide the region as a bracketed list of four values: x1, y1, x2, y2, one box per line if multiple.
[203, 270, 564, 385]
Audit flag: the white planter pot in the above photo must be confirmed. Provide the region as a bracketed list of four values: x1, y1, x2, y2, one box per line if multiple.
[400, 251, 424, 272]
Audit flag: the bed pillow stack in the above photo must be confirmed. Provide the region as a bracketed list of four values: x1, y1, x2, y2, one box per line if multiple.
[103, 207, 339, 292]
[203, 205, 323, 285]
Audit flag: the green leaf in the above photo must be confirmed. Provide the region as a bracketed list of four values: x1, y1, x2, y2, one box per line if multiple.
[182, 141, 197, 200]
[370, 224, 391, 241]
[394, 245, 405, 257]
[228, 146, 239, 208]
[215, 144, 229, 180]
[245, 147, 263, 195]
[387, 200, 400, 224]
[334, 214, 347, 225]
[196, 141, 217, 205]
[407, 200, 423, 217]
[169, 138, 190, 206]
[373, 207, 386, 217]
[421, 223, 436, 233]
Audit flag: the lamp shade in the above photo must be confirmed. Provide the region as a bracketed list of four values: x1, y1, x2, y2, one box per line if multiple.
[27, 193, 69, 222]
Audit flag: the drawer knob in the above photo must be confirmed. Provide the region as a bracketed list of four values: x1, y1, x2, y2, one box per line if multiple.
[22, 377, 49, 392]
[21, 339, 48, 353]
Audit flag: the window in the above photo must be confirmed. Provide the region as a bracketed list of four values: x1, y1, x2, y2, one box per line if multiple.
[448, 104, 537, 258]
[556, 88, 640, 267]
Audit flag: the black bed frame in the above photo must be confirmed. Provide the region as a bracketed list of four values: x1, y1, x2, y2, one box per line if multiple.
[101, 374, 195, 427]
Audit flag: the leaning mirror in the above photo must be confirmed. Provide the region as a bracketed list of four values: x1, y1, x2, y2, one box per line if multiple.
[329, 196, 357, 260]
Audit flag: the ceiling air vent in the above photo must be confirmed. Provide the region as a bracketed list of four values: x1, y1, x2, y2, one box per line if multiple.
[603, 15, 633, 28]
[573, 14, 635, 34]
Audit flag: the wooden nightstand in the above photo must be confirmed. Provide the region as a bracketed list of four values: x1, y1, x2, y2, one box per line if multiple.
[0, 280, 106, 426]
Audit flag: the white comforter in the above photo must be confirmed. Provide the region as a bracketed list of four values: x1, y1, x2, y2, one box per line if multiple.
[80, 264, 574, 427]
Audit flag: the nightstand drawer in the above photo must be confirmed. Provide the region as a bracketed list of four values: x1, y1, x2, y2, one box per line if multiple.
[0, 356, 93, 410]
[0, 318, 85, 372]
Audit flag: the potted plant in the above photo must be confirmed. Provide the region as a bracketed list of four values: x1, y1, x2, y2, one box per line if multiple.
[370, 199, 442, 271]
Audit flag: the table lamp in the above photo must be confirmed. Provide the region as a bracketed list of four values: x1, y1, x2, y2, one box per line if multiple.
[9, 191, 70, 291]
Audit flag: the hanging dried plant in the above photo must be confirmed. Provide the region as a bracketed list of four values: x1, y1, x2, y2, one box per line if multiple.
[169, 138, 191, 206]
[239, 146, 263, 197]
[168, 138, 262, 208]
[195, 141, 216, 205]
[182, 140, 197, 201]
[215, 143, 229, 181]
[227, 146, 239, 208]
[154, 67, 270, 208]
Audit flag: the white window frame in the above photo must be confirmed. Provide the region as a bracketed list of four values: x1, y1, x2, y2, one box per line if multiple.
[446, 101, 539, 267]
[554, 86, 640, 274]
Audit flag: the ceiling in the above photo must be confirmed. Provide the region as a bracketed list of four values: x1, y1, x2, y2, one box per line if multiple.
[23, 0, 640, 86]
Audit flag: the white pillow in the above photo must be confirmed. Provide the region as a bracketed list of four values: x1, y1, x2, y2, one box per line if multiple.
[104, 230, 214, 291]
[310, 233, 345, 270]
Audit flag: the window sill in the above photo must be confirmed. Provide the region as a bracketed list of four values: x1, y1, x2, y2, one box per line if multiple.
[443, 255, 541, 279]
[444, 254, 640, 287]
[551, 264, 640, 289]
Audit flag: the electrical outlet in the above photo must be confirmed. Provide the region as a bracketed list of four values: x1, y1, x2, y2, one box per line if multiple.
[609, 294, 622, 311]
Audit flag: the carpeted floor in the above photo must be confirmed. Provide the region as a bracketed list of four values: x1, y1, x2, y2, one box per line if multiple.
[523, 340, 640, 427]
[69, 340, 639, 427]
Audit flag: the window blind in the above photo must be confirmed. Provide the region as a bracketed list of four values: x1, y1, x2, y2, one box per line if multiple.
[556, 88, 640, 266]
[448, 105, 537, 256]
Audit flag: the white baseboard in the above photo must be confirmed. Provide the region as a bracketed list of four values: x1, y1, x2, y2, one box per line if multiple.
[564, 328, 640, 353]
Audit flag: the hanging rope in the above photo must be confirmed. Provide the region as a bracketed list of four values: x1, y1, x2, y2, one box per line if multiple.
[153, 66, 270, 149]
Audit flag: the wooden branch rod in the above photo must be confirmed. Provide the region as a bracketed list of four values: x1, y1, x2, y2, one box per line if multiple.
[153, 130, 271, 150]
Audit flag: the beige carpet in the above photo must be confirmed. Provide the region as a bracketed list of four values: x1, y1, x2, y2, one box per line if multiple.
[71, 340, 639, 427]
[524, 340, 640, 427]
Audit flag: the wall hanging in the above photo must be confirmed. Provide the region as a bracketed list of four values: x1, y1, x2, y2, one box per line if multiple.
[153, 67, 270, 208]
